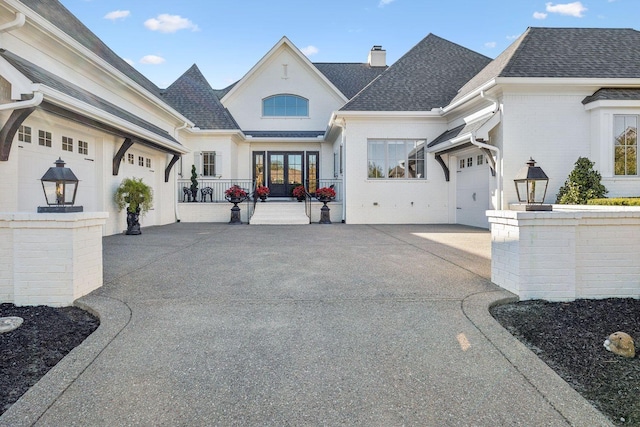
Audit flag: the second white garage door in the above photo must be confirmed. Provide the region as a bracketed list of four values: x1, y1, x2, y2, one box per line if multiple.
[456, 150, 490, 229]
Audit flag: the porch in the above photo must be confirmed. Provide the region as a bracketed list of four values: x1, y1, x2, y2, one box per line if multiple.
[176, 179, 343, 224]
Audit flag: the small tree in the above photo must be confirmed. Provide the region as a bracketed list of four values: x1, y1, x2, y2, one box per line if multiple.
[556, 157, 607, 204]
[190, 165, 199, 202]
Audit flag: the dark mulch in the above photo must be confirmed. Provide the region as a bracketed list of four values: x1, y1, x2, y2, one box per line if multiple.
[491, 298, 640, 426]
[0, 303, 99, 415]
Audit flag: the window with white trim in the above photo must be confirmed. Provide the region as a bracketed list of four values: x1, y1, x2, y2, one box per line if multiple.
[202, 152, 216, 176]
[38, 130, 52, 147]
[614, 114, 638, 176]
[262, 94, 308, 117]
[467, 157, 473, 168]
[367, 139, 426, 179]
[18, 125, 31, 143]
[146, 158, 151, 168]
[138, 156, 144, 166]
[78, 140, 88, 155]
[62, 136, 73, 152]
[477, 155, 484, 165]
[128, 153, 134, 164]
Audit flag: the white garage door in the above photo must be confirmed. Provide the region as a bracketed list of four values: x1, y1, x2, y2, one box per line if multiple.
[456, 150, 490, 229]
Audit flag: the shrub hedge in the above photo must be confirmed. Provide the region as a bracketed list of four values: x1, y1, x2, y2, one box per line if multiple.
[587, 197, 640, 206]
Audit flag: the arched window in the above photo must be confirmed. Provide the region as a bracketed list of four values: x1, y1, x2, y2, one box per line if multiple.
[262, 94, 309, 117]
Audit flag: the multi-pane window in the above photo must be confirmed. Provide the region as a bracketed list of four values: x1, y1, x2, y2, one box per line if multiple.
[262, 94, 309, 117]
[614, 115, 638, 176]
[145, 158, 151, 168]
[38, 130, 52, 147]
[138, 156, 144, 166]
[128, 153, 134, 164]
[18, 125, 31, 143]
[62, 136, 73, 152]
[459, 159, 465, 169]
[367, 140, 426, 179]
[467, 157, 473, 168]
[78, 140, 88, 155]
[202, 152, 216, 176]
[477, 155, 484, 165]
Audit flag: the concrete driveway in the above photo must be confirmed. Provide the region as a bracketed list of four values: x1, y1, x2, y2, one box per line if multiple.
[1, 224, 611, 426]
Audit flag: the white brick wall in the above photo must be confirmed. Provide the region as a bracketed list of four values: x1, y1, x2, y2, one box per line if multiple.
[488, 206, 640, 301]
[0, 212, 108, 307]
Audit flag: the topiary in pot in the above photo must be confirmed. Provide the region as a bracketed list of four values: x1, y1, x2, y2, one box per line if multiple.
[190, 165, 199, 202]
[114, 177, 153, 235]
[556, 157, 607, 204]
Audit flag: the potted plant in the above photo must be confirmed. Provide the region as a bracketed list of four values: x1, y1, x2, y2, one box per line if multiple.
[315, 186, 336, 224]
[189, 165, 198, 202]
[255, 185, 270, 202]
[292, 185, 306, 202]
[114, 177, 153, 235]
[225, 185, 248, 224]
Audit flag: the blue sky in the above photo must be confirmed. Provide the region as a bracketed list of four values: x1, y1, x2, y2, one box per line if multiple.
[59, 0, 636, 89]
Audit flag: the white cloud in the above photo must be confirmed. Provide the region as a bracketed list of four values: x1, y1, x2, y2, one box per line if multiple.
[506, 34, 520, 40]
[144, 14, 199, 33]
[545, 2, 587, 17]
[484, 41, 497, 48]
[301, 45, 319, 56]
[140, 55, 165, 65]
[378, 0, 395, 7]
[104, 10, 130, 21]
[533, 11, 548, 19]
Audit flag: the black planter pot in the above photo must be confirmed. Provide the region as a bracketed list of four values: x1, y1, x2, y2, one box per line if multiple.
[125, 207, 142, 235]
[226, 196, 247, 224]
[318, 197, 332, 224]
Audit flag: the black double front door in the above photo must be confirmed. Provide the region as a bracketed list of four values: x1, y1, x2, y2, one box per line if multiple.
[253, 151, 318, 197]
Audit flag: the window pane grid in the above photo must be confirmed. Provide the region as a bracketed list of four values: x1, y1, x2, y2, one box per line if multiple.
[367, 140, 426, 179]
[263, 95, 308, 117]
[614, 115, 638, 176]
[202, 152, 215, 176]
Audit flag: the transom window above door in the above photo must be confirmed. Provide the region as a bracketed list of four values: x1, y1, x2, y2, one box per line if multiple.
[262, 94, 309, 117]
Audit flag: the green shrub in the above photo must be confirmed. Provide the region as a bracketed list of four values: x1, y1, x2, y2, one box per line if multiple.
[556, 157, 607, 204]
[114, 177, 153, 214]
[587, 197, 640, 206]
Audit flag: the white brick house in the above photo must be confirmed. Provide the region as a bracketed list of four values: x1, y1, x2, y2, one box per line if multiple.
[1, 1, 639, 234]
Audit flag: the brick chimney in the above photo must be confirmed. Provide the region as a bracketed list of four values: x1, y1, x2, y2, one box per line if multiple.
[368, 45, 386, 67]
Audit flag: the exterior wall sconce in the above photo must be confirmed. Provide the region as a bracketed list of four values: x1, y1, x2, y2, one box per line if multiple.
[38, 158, 83, 213]
[512, 157, 552, 211]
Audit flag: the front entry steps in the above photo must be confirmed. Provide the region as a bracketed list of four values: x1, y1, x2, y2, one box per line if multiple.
[249, 201, 309, 225]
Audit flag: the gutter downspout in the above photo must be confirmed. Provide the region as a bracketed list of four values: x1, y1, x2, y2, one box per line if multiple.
[476, 91, 502, 209]
[0, 12, 25, 34]
[173, 123, 189, 223]
[338, 119, 347, 223]
[0, 91, 43, 111]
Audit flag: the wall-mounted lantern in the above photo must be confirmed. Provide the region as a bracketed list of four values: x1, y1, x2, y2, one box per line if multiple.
[38, 158, 83, 213]
[512, 157, 552, 211]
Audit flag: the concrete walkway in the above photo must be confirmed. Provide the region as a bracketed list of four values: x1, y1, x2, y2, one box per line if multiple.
[1, 224, 612, 426]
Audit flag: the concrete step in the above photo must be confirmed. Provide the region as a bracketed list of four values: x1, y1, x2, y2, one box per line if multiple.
[250, 202, 309, 225]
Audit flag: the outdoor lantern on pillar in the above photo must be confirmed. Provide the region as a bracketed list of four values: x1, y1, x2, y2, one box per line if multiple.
[512, 157, 552, 211]
[38, 158, 83, 213]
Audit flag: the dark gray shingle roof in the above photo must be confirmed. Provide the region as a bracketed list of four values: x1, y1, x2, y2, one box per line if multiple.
[162, 65, 240, 130]
[341, 34, 491, 111]
[582, 88, 640, 104]
[1, 50, 179, 145]
[428, 119, 489, 148]
[313, 63, 387, 99]
[19, 0, 162, 98]
[453, 28, 640, 104]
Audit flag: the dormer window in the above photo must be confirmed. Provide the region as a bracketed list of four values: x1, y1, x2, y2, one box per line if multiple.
[262, 94, 308, 117]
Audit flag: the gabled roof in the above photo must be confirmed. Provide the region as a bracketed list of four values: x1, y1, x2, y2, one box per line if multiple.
[18, 0, 162, 98]
[1, 49, 181, 147]
[162, 65, 239, 130]
[582, 88, 640, 104]
[341, 34, 491, 111]
[314, 63, 387, 99]
[453, 27, 640, 104]
[221, 36, 348, 104]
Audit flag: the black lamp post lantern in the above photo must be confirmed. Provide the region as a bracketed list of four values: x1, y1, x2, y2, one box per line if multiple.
[38, 158, 83, 213]
[513, 157, 552, 211]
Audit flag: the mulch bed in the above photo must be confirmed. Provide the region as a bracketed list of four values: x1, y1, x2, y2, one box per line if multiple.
[491, 298, 640, 426]
[0, 303, 99, 415]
